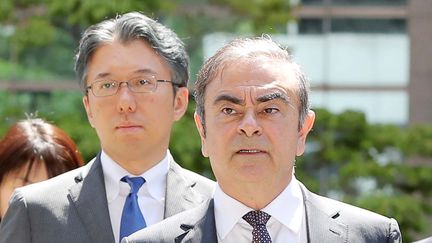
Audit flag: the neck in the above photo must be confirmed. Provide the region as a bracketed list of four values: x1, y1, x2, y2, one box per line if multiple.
[220, 176, 293, 210]
[103, 148, 167, 175]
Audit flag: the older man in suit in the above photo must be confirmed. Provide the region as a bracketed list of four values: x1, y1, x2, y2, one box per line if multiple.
[123, 37, 401, 243]
[0, 12, 214, 243]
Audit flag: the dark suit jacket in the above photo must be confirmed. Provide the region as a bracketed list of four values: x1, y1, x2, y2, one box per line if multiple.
[123, 182, 401, 243]
[0, 153, 215, 243]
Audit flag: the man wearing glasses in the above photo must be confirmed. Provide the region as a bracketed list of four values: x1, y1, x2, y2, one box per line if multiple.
[0, 12, 214, 243]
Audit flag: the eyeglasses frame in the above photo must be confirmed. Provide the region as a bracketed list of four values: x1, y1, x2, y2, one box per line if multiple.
[85, 77, 180, 97]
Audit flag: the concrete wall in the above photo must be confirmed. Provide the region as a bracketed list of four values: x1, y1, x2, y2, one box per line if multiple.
[408, 0, 432, 125]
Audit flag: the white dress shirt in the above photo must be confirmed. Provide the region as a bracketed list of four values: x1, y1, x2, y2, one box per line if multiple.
[214, 176, 307, 243]
[100, 150, 170, 243]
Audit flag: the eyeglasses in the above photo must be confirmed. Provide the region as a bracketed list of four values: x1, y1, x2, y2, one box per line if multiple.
[86, 76, 178, 97]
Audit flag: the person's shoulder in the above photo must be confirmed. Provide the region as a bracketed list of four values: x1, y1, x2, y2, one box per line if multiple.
[123, 200, 213, 243]
[180, 167, 215, 199]
[308, 191, 392, 223]
[13, 163, 88, 202]
[180, 167, 215, 186]
[122, 210, 193, 243]
[302, 184, 401, 241]
[170, 160, 215, 191]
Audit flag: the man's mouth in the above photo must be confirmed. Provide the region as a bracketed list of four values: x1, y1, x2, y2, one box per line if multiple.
[116, 122, 142, 130]
[237, 149, 264, 153]
[117, 125, 139, 128]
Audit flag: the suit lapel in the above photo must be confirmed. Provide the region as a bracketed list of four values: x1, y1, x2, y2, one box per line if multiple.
[164, 160, 207, 218]
[299, 183, 348, 243]
[68, 153, 115, 243]
[179, 200, 218, 243]
[167, 181, 348, 243]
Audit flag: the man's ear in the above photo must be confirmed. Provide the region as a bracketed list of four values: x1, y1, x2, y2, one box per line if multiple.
[173, 87, 189, 121]
[82, 95, 95, 128]
[296, 110, 315, 156]
[194, 112, 209, 157]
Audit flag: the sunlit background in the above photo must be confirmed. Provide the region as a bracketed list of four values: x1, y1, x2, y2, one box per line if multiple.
[0, 0, 431, 241]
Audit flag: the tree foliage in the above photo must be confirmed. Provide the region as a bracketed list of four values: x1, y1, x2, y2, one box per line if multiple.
[1, 1, 431, 241]
[0, 0, 178, 79]
[211, 0, 293, 34]
[0, 0, 293, 81]
[296, 108, 432, 242]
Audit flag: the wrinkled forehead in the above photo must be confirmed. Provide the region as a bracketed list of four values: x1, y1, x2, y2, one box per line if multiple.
[220, 83, 292, 97]
[206, 58, 300, 104]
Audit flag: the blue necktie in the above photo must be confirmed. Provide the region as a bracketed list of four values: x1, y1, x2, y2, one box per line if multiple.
[120, 176, 146, 241]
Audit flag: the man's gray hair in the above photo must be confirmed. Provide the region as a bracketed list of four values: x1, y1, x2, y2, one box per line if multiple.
[75, 12, 189, 93]
[194, 36, 310, 131]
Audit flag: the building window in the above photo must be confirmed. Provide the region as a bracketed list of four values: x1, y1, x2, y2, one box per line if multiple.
[331, 18, 406, 33]
[299, 18, 406, 34]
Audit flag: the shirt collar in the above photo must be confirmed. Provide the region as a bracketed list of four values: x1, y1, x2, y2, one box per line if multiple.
[214, 184, 252, 240]
[262, 176, 304, 234]
[213, 176, 304, 240]
[101, 150, 170, 203]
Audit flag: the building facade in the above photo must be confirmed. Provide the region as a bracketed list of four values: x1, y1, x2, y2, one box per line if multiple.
[203, 0, 432, 126]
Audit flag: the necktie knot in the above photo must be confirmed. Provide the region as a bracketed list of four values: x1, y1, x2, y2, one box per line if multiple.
[242, 211, 272, 243]
[243, 210, 271, 227]
[121, 176, 145, 195]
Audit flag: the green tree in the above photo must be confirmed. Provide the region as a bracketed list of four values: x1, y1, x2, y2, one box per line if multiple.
[296, 108, 432, 242]
[211, 0, 293, 34]
[0, 0, 177, 79]
[0, 0, 294, 81]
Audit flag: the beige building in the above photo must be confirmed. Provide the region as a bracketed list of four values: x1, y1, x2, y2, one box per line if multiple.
[292, 0, 432, 125]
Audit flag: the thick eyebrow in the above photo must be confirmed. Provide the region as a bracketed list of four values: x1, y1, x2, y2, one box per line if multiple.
[213, 94, 244, 106]
[256, 92, 290, 104]
[213, 92, 291, 106]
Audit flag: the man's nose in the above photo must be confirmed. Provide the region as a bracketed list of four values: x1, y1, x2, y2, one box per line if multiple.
[117, 82, 137, 113]
[237, 110, 262, 137]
